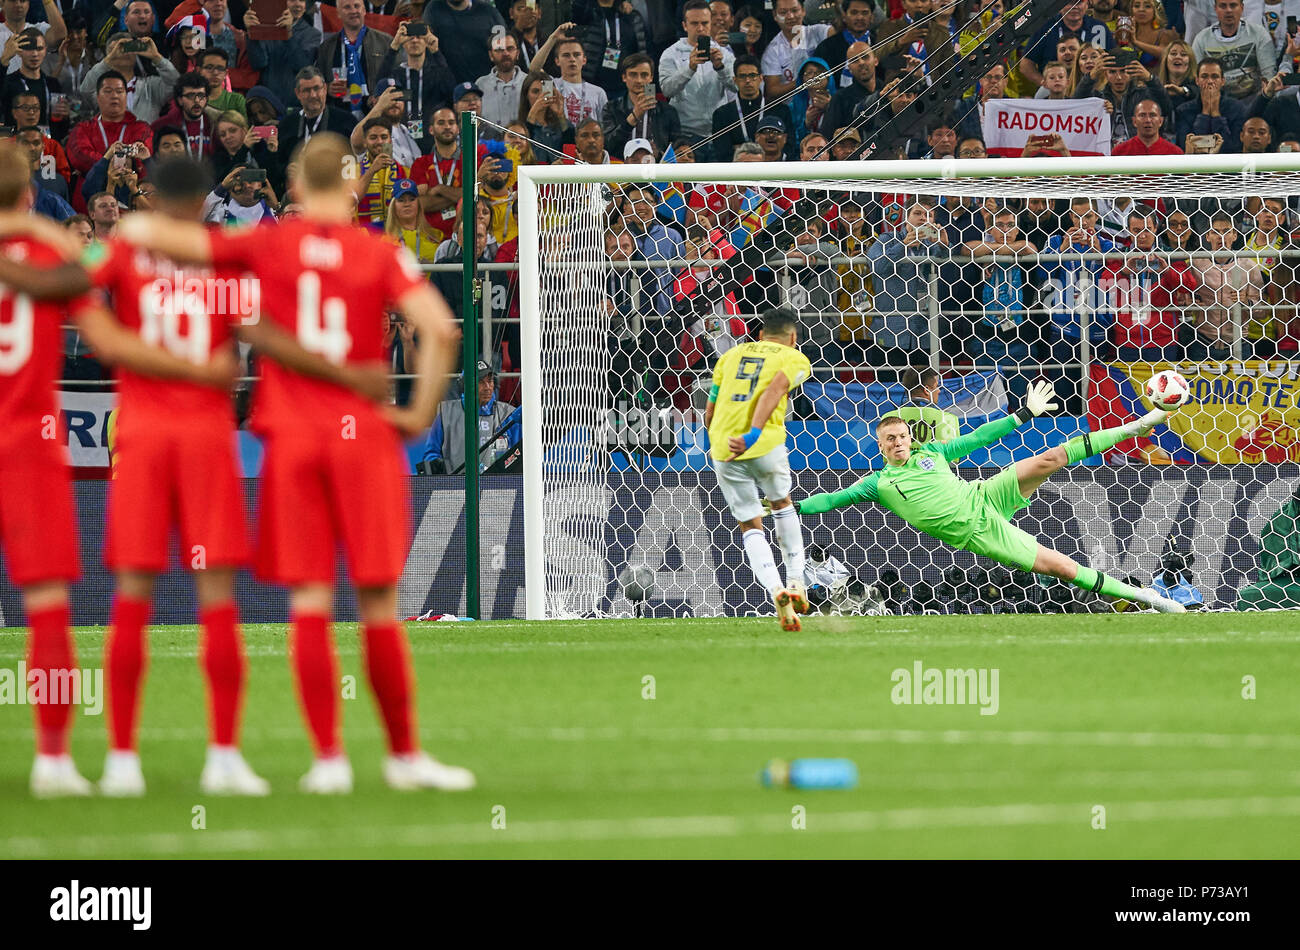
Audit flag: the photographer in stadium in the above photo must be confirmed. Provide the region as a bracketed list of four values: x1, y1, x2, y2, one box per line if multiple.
[419, 359, 520, 475]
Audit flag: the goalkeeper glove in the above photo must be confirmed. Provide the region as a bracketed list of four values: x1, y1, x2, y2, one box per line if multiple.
[1015, 380, 1059, 424]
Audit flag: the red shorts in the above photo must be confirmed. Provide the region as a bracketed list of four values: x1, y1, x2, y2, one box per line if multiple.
[106, 414, 249, 572]
[0, 441, 79, 587]
[255, 427, 411, 587]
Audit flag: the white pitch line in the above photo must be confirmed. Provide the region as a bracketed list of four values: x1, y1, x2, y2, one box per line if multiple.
[1, 724, 1298, 750]
[0, 629, 1292, 661]
[4, 795, 1300, 858]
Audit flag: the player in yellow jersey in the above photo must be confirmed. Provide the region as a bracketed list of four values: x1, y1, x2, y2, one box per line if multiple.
[705, 308, 813, 631]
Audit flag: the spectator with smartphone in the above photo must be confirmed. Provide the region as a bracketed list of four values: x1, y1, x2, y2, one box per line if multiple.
[2, 28, 64, 130]
[79, 32, 179, 123]
[602, 52, 680, 160]
[572, 0, 646, 96]
[1175, 58, 1246, 152]
[1073, 49, 1171, 149]
[553, 35, 608, 126]
[210, 108, 264, 182]
[245, 0, 325, 106]
[0, 0, 66, 75]
[201, 164, 280, 223]
[423, 0, 504, 84]
[866, 200, 945, 367]
[376, 19, 453, 135]
[43, 14, 97, 113]
[357, 116, 408, 228]
[1251, 70, 1300, 141]
[1018, 0, 1112, 91]
[353, 79, 422, 165]
[67, 69, 154, 174]
[477, 149, 517, 244]
[659, 0, 736, 159]
[518, 69, 569, 157]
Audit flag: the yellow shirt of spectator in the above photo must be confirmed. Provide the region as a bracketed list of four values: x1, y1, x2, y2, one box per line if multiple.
[708, 340, 811, 461]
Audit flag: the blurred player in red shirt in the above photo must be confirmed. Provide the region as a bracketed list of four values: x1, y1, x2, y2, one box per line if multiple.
[117, 135, 470, 794]
[73, 157, 393, 798]
[0, 147, 99, 797]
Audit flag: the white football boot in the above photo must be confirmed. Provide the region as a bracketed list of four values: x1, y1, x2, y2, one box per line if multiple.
[785, 582, 810, 615]
[774, 589, 802, 632]
[200, 747, 271, 796]
[383, 752, 476, 791]
[1141, 590, 1188, 614]
[30, 755, 93, 799]
[299, 755, 353, 794]
[98, 750, 146, 797]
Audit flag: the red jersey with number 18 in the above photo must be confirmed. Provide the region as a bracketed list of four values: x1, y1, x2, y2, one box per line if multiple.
[207, 219, 426, 435]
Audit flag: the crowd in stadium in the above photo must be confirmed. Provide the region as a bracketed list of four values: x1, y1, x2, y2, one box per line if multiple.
[13, 0, 1300, 430]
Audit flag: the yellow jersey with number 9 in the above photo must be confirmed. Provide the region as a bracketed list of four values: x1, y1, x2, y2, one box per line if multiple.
[708, 340, 811, 461]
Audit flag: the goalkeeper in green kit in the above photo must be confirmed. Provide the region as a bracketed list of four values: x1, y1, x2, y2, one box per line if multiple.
[789, 381, 1187, 613]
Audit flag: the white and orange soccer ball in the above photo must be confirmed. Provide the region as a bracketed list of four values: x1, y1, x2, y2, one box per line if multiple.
[1145, 370, 1192, 409]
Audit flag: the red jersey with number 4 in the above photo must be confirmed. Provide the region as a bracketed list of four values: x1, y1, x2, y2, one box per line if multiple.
[208, 219, 426, 435]
[76, 239, 241, 420]
[0, 238, 73, 453]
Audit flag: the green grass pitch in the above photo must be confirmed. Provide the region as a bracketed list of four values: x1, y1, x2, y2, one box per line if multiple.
[1, 613, 1298, 858]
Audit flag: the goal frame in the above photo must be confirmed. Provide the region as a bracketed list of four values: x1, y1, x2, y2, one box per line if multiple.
[517, 153, 1300, 620]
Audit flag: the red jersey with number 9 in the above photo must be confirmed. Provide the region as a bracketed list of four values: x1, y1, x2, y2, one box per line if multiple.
[0, 238, 74, 453]
[208, 219, 426, 435]
[76, 239, 241, 421]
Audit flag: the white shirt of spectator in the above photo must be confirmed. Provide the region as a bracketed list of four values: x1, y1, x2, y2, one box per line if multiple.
[0, 21, 51, 75]
[555, 77, 608, 127]
[658, 37, 737, 138]
[1250, 0, 1300, 73]
[761, 22, 831, 85]
[476, 65, 526, 129]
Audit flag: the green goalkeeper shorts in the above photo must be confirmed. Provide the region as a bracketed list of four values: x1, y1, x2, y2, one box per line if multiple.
[965, 465, 1039, 572]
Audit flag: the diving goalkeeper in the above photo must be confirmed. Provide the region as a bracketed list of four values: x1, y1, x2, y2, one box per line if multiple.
[789, 382, 1187, 613]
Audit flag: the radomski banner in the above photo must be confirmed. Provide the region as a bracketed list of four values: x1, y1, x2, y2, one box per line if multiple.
[1090, 361, 1300, 464]
[983, 97, 1111, 157]
[2, 468, 1294, 625]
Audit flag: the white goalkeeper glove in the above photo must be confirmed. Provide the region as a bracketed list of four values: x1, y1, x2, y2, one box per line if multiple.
[1016, 380, 1059, 424]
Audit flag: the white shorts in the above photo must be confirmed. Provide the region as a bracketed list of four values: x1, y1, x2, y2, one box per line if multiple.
[712, 444, 793, 523]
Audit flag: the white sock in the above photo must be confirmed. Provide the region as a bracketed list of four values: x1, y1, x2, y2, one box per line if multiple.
[742, 528, 784, 596]
[770, 505, 806, 589]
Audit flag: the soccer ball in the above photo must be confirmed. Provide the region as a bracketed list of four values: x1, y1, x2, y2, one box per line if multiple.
[619, 563, 655, 603]
[1144, 370, 1192, 409]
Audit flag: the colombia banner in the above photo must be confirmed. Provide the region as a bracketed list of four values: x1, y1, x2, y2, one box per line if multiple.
[1089, 362, 1300, 464]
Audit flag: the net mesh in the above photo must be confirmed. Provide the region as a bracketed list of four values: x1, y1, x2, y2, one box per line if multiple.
[530, 166, 1300, 618]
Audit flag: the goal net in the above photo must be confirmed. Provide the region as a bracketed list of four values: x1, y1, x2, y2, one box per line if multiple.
[518, 155, 1300, 620]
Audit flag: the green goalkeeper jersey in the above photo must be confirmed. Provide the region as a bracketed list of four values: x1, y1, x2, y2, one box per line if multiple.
[798, 415, 1023, 547]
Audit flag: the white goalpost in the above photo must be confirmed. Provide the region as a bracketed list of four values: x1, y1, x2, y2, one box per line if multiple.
[518, 154, 1300, 621]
